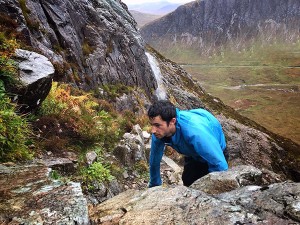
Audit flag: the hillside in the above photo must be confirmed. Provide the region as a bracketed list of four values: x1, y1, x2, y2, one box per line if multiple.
[140, 0, 300, 57]
[129, 10, 162, 28]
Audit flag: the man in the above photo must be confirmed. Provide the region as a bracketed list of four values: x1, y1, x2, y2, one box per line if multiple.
[148, 100, 228, 187]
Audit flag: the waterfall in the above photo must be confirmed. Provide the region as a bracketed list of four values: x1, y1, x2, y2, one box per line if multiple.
[145, 52, 167, 100]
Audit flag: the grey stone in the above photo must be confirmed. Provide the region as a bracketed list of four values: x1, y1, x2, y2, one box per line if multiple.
[0, 164, 88, 224]
[89, 183, 300, 224]
[9, 49, 54, 112]
[86, 151, 98, 165]
[190, 165, 263, 195]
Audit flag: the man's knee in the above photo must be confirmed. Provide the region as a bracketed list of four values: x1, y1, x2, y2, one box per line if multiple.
[182, 157, 209, 186]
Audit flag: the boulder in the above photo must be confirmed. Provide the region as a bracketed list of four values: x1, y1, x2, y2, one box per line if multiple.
[190, 165, 263, 195]
[10, 49, 54, 112]
[113, 124, 147, 166]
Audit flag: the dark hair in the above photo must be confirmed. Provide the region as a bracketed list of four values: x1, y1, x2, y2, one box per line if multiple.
[147, 100, 176, 124]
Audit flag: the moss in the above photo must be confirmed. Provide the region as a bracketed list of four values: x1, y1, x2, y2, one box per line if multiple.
[19, 0, 40, 31]
[101, 83, 133, 100]
[82, 39, 93, 56]
[106, 39, 113, 56]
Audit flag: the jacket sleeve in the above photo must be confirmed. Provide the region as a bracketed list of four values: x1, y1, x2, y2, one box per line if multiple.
[149, 135, 165, 187]
[185, 126, 228, 172]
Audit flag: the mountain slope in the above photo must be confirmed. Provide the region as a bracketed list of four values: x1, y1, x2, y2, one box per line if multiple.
[129, 10, 162, 28]
[140, 0, 300, 56]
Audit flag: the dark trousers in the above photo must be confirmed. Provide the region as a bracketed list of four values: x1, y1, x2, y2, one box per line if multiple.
[182, 149, 229, 187]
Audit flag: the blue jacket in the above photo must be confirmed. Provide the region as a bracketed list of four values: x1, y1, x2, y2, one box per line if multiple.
[149, 108, 228, 187]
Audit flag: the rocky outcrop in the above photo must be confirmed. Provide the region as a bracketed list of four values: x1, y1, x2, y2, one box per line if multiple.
[140, 0, 300, 55]
[0, 0, 156, 94]
[0, 162, 88, 224]
[7, 49, 54, 112]
[1, 161, 299, 224]
[190, 165, 282, 195]
[113, 125, 147, 166]
[89, 173, 300, 224]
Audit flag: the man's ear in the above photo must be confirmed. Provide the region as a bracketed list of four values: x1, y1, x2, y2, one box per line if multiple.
[170, 117, 176, 125]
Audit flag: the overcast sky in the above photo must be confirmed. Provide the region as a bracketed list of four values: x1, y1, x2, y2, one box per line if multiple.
[122, 0, 194, 5]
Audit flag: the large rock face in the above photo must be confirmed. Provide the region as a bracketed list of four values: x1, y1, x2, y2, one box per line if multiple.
[140, 0, 300, 55]
[0, 0, 156, 94]
[89, 180, 300, 224]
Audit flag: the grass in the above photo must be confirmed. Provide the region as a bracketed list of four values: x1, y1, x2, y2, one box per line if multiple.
[176, 42, 300, 145]
[0, 33, 33, 162]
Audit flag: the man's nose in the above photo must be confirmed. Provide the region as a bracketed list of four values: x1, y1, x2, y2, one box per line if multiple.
[151, 126, 156, 134]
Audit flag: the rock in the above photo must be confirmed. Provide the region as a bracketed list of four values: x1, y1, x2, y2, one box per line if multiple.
[190, 165, 263, 195]
[123, 171, 129, 179]
[113, 124, 147, 166]
[287, 200, 300, 222]
[9, 49, 54, 112]
[86, 179, 123, 205]
[142, 131, 151, 141]
[217, 182, 300, 223]
[0, 0, 156, 94]
[89, 182, 300, 224]
[38, 157, 77, 176]
[0, 164, 88, 224]
[162, 155, 183, 185]
[86, 151, 98, 165]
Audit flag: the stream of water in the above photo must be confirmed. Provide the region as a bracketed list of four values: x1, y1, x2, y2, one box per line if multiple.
[145, 52, 167, 100]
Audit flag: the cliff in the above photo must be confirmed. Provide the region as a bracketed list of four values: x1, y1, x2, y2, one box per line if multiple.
[0, 0, 155, 94]
[140, 0, 300, 56]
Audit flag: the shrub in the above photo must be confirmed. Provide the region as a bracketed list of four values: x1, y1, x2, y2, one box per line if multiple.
[0, 32, 32, 162]
[37, 82, 124, 150]
[0, 33, 20, 87]
[81, 162, 114, 184]
[0, 81, 33, 162]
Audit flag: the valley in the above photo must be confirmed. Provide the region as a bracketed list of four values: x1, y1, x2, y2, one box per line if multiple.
[178, 46, 300, 145]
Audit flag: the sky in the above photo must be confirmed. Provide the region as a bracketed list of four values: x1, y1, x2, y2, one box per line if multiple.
[122, 0, 194, 5]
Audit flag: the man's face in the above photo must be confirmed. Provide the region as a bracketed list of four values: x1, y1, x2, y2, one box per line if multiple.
[149, 116, 176, 139]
